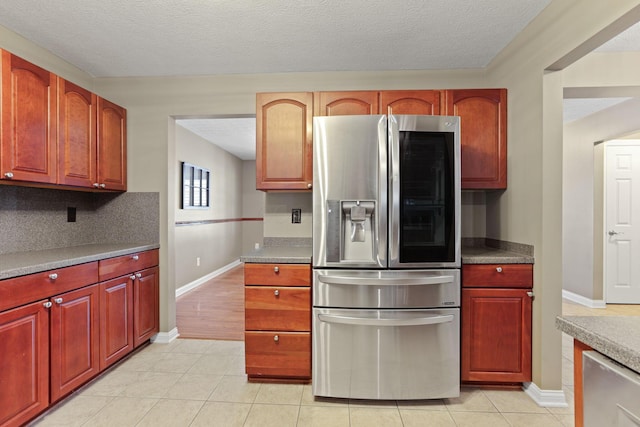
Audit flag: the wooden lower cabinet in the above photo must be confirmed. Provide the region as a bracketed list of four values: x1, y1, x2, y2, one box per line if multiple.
[0, 301, 50, 427]
[99, 275, 134, 370]
[50, 284, 100, 403]
[133, 267, 160, 347]
[461, 263, 533, 384]
[244, 263, 311, 382]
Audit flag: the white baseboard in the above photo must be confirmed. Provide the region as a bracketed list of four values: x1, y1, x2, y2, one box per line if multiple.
[562, 289, 606, 308]
[175, 259, 242, 298]
[150, 328, 180, 344]
[522, 382, 568, 408]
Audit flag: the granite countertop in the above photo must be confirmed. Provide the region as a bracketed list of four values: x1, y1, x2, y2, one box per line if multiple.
[0, 243, 160, 280]
[240, 245, 312, 264]
[461, 246, 535, 264]
[556, 316, 640, 373]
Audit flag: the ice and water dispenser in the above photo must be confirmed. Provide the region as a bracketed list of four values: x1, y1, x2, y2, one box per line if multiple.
[324, 199, 377, 263]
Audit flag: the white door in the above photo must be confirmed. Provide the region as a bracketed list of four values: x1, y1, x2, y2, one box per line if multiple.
[605, 141, 640, 303]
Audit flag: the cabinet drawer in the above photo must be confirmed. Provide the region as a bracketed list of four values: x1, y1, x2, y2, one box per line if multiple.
[462, 264, 533, 288]
[245, 331, 311, 378]
[99, 249, 159, 281]
[244, 263, 311, 286]
[245, 286, 310, 331]
[0, 262, 99, 312]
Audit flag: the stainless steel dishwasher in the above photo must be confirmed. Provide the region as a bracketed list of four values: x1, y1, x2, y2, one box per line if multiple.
[583, 350, 640, 426]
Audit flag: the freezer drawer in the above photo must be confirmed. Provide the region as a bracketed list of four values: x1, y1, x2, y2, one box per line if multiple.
[583, 351, 640, 427]
[313, 269, 460, 309]
[312, 307, 460, 399]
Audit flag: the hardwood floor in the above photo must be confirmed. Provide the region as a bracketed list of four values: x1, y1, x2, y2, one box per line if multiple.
[176, 264, 245, 340]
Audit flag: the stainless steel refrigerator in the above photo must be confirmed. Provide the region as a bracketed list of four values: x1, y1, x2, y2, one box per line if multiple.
[312, 114, 461, 400]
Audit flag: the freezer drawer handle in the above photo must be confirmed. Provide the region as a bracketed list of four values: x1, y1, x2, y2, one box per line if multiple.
[317, 313, 454, 327]
[317, 275, 454, 286]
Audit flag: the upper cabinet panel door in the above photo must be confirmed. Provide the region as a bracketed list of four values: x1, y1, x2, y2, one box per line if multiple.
[1, 51, 57, 184]
[445, 89, 507, 189]
[58, 78, 97, 188]
[380, 90, 441, 115]
[97, 98, 127, 191]
[315, 91, 379, 116]
[256, 92, 313, 191]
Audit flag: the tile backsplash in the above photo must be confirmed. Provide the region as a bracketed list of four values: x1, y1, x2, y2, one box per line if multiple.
[0, 186, 159, 255]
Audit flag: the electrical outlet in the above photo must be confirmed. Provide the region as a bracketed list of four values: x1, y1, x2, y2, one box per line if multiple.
[292, 209, 301, 224]
[196, 257, 201, 266]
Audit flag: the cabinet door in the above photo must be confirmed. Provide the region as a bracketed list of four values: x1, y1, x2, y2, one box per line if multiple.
[461, 288, 532, 382]
[380, 90, 441, 115]
[58, 78, 97, 188]
[0, 301, 49, 427]
[1, 50, 57, 184]
[50, 284, 100, 402]
[97, 97, 127, 191]
[133, 267, 159, 347]
[99, 276, 134, 370]
[256, 92, 313, 191]
[315, 91, 379, 116]
[444, 89, 507, 189]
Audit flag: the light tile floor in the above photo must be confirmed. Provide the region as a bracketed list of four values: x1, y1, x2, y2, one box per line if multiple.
[32, 337, 575, 427]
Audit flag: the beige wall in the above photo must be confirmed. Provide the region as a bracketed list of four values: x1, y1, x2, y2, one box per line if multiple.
[174, 124, 244, 288]
[3, 0, 640, 394]
[242, 160, 265, 252]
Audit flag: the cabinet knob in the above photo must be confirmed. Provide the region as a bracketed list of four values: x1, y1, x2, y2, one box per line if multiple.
[274, 266, 279, 273]
[273, 335, 279, 342]
[43, 301, 52, 308]
[132, 255, 139, 261]
[307, 183, 312, 189]
[100, 183, 106, 188]
[54, 297, 63, 304]
[527, 291, 534, 298]
[274, 289, 279, 297]
[130, 275, 137, 280]
[49, 273, 58, 280]
[93, 183, 100, 188]
[4, 172, 14, 179]
[496, 267, 503, 273]
[136, 273, 142, 278]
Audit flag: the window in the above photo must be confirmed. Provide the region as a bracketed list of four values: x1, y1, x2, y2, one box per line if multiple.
[182, 162, 210, 209]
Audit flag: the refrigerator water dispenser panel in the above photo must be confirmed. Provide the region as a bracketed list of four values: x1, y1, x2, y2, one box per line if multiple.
[324, 200, 377, 263]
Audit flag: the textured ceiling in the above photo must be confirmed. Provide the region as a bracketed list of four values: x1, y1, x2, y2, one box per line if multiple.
[0, 0, 553, 77]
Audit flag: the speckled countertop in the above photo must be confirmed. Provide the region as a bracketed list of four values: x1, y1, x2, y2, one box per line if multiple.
[240, 246, 312, 264]
[556, 316, 640, 373]
[0, 243, 160, 280]
[461, 246, 534, 264]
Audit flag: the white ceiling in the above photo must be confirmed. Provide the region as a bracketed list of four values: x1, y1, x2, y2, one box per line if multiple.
[0, 0, 637, 158]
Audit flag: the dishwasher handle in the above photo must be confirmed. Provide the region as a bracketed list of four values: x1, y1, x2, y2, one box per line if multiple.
[318, 313, 454, 327]
[317, 274, 454, 286]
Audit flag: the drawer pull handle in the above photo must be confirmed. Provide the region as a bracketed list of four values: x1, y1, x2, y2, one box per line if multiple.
[496, 267, 503, 273]
[527, 291, 534, 298]
[274, 289, 279, 296]
[273, 335, 279, 342]
[274, 266, 279, 273]
[54, 298, 63, 304]
[130, 275, 137, 280]
[136, 273, 142, 279]
[132, 255, 139, 261]
[49, 273, 58, 280]
[43, 302, 52, 308]
[4, 172, 14, 179]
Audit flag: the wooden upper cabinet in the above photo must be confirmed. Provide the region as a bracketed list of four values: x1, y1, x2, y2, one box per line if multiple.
[444, 89, 507, 189]
[58, 78, 97, 188]
[256, 92, 313, 191]
[1, 50, 57, 184]
[380, 90, 441, 115]
[97, 97, 127, 191]
[315, 91, 379, 116]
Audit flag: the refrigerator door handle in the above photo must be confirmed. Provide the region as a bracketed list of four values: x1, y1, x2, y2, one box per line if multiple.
[318, 313, 454, 327]
[317, 274, 455, 286]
